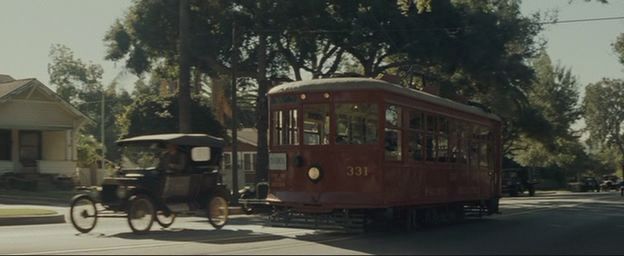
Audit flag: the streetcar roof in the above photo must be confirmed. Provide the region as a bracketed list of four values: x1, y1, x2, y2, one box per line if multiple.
[268, 77, 501, 121]
[117, 133, 225, 147]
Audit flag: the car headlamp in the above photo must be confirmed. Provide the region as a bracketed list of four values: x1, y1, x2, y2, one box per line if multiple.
[307, 166, 321, 182]
[116, 186, 127, 198]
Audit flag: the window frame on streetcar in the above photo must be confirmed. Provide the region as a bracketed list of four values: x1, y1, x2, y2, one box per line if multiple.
[335, 102, 379, 145]
[384, 103, 403, 161]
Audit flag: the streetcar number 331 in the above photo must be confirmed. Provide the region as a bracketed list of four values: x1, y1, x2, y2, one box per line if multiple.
[346, 166, 369, 176]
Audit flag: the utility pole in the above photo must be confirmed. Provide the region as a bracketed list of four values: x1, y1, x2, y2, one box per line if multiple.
[231, 20, 239, 200]
[100, 87, 106, 171]
[178, 0, 192, 132]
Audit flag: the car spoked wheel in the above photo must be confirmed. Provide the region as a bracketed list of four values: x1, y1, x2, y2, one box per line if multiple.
[127, 195, 155, 233]
[70, 194, 98, 233]
[207, 196, 229, 229]
[155, 210, 176, 228]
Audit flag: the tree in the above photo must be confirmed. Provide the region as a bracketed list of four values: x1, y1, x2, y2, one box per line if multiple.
[117, 94, 224, 139]
[614, 33, 624, 66]
[48, 44, 133, 161]
[528, 52, 581, 140]
[104, 0, 548, 183]
[512, 51, 585, 181]
[584, 79, 624, 157]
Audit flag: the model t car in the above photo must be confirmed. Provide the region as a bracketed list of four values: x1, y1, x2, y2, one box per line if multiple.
[502, 168, 537, 197]
[69, 133, 230, 233]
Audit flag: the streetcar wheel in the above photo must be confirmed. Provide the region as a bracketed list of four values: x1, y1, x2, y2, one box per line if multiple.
[207, 196, 229, 229]
[127, 195, 155, 233]
[70, 194, 98, 233]
[155, 210, 176, 228]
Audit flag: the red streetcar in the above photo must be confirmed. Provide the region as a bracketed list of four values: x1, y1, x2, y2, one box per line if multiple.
[265, 77, 502, 230]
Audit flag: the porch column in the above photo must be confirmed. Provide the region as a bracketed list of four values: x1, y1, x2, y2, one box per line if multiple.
[10, 129, 19, 171]
[65, 129, 72, 161]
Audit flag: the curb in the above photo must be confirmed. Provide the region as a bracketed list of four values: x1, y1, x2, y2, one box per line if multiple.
[0, 195, 69, 207]
[0, 213, 66, 226]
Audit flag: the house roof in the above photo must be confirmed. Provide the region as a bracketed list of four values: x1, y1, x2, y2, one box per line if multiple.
[268, 77, 501, 122]
[0, 74, 15, 83]
[227, 128, 260, 147]
[0, 78, 33, 98]
[0, 75, 93, 124]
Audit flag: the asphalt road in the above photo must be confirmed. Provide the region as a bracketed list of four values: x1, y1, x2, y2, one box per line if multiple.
[2, 191, 624, 255]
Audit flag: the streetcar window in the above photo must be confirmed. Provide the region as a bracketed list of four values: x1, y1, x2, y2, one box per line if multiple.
[408, 111, 425, 161]
[271, 95, 298, 104]
[460, 128, 469, 164]
[425, 114, 437, 161]
[408, 131, 423, 160]
[272, 109, 298, 145]
[438, 135, 448, 162]
[479, 143, 488, 167]
[385, 105, 402, 161]
[426, 115, 436, 132]
[426, 134, 436, 161]
[303, 104, 330, 145]
[438, 117, 449, 162]
[409, 111, 424, 130]
[470, 141, 479, 168]
[336, 104, 378, 144]
[488, 142, 495, 168]
[449, 120, 460, 163]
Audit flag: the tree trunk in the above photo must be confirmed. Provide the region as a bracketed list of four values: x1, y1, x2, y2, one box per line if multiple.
[178, 0, 192, 133]
[255, 33, 269, 184]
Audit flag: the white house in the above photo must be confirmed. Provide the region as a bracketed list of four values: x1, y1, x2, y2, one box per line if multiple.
[222, 128, 261, 190]
[0, 74, 91, 176]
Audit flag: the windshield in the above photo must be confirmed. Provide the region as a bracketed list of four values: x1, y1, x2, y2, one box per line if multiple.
[120, 143, 164, 170]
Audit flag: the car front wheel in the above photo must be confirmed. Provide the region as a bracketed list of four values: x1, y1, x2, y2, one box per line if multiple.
[127, 194, 155, 234]
[70, 194, 98, 233]
[207, 196, 229, 230]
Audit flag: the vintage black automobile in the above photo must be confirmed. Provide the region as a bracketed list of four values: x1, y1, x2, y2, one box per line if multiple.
[568, 176, 600, 192]
[501, 168, 537, 197]
[69, 133, 230, 234]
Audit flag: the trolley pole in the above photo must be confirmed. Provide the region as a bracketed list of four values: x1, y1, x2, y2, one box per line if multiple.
[230, 21, 239, 201]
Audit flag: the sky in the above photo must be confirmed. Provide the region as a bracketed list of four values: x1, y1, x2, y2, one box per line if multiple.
[0, 0, 623, 94]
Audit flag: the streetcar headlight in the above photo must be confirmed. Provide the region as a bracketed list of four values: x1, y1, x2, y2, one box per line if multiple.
[308, 167, 321, 182]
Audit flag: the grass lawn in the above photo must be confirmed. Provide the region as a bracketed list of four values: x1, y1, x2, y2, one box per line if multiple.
[0, 189, 75, 201]
[0, 208, 58, 217]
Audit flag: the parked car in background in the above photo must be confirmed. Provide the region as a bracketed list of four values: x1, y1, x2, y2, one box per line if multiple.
[568, 176, 600, 192]
[600, 175, 620, 191]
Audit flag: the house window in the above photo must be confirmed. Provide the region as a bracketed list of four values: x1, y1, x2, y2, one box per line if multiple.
[242, 152, 257, 171]
[223, 152, 232, 170]
[0, 130, 10, 161]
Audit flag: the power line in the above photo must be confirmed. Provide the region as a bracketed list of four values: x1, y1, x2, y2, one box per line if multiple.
[540, 16, 624, 25]
[193, 15, 624, 37]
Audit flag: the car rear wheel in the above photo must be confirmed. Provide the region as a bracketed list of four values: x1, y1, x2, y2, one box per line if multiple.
[70, 194, 98, 233]
[155, 210, 176, 228]
[127, 195, 155, 233]
[207, 196, 229, 229]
